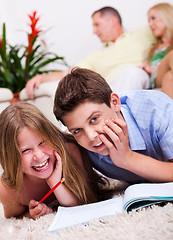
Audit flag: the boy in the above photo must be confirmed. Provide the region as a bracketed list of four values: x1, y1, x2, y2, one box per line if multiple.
[54, 68, 173, 184]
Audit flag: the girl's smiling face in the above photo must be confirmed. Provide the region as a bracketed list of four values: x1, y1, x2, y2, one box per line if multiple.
[17, 127, 56, 180]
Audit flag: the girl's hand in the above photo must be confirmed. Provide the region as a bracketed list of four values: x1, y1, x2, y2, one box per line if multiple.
[100, 118, 132, 169]
[45, 151, 79, 207]
[29, 200, 53, 220]
[46, 151, 63, 188]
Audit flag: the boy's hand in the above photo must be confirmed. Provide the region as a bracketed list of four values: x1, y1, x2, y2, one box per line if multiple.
[100, 118, 132, 168]
[29, 200, 53, 220]
[46, 151, 63, 188]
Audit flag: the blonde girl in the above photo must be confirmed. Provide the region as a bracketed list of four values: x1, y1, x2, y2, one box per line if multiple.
[0, 102, 107, 219]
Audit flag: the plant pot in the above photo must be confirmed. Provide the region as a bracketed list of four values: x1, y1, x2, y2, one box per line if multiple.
[9, 91, 21, 104]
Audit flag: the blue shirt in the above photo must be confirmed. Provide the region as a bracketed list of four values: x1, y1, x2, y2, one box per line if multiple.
[88, 90, 173, 183]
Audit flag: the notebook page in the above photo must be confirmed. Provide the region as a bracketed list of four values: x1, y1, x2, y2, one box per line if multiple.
[123, 182, 173, 210]
[47, 196, 124, 232]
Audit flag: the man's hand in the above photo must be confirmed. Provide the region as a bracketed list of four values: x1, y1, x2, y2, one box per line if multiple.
[25, 74, 44, 99]
[25, 71, 69, 100]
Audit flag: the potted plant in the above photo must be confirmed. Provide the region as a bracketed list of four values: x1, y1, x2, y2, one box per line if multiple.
[0, 11, 68, 96]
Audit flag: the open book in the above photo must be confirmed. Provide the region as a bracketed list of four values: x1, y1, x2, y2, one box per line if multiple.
[47, 182, 173, 232]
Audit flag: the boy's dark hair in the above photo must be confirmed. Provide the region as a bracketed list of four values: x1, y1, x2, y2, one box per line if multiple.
[92, 6, 122, 25]
[53, 68, 113, 125]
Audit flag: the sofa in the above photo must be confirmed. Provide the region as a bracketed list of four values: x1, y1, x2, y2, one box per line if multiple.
[0, 88, 13, 112]
[0, 80, 65, 131]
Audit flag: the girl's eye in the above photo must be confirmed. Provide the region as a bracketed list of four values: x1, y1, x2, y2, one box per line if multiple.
[21, 149, 30, 154]
[39, 141, 45, 146]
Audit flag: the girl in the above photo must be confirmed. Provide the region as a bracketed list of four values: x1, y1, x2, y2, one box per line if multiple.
[0, 102, 108, 219]
[141, 3, 173, 90]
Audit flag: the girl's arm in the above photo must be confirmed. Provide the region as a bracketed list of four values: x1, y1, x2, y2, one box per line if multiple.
[0, 180, 28, 218]
[0, 179, 53, 219]
[100, 118, 173, 182]
[46, 151, 79, 206]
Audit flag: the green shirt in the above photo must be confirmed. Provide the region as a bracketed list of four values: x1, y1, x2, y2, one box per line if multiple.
[149, 48, 167, 88]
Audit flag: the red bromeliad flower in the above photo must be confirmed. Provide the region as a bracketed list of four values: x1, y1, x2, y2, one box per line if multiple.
[0, 11, 67, 93]
[0, 38, 3, 49]
[27, 11, 41, 54]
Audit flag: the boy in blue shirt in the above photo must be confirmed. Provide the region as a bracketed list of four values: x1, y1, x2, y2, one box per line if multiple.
[54, 68, 173, 184]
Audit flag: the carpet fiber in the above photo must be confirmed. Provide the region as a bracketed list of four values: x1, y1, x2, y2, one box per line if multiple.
[0, 179, 173, 240]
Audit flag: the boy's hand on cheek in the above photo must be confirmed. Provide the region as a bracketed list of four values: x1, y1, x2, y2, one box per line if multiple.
[46, 151, 62, 188]
[100, 118, 132, 168]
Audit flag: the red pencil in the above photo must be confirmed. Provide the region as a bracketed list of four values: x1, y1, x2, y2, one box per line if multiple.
[39, 178, 65, 203]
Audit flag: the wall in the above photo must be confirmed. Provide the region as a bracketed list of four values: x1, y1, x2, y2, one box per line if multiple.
[0, 0, 172, 68]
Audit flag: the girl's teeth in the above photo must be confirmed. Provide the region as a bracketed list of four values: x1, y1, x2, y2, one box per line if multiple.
[33, 160, 48, 170]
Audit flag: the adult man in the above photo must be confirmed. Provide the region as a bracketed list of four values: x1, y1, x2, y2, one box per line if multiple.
[25, 6, 154, 99]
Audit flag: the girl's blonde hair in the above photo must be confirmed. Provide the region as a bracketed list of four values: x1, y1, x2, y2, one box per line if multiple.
[0, 102, 106, 204]
[147, 3, 173, 62]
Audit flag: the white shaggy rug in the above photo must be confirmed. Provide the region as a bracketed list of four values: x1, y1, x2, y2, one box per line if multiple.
[0, 200, 173, 240]
[0, 167, 173, 240]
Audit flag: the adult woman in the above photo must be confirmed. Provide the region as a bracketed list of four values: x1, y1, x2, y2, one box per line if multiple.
[141, 3, 173, 89]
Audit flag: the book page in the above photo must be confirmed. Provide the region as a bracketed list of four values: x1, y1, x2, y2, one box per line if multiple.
[47, 196, 124, 232]
[123, 182, 173, 211]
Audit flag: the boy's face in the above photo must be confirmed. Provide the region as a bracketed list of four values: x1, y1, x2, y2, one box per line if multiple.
[62, 93, 121, 155]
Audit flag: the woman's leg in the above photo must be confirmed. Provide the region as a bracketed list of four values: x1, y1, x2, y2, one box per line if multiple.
[161, 71, 173, 98]
[156, 50, 173, 98]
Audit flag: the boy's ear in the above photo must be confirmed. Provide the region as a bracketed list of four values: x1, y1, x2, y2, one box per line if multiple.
[110, 93, 121, 112]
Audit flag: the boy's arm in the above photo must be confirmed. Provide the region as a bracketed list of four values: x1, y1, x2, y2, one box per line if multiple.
[100, 118, 173, 183]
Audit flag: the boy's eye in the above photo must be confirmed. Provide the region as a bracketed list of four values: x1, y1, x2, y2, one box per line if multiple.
[90, 116, 98, 123]
[73, 128, 81, 135]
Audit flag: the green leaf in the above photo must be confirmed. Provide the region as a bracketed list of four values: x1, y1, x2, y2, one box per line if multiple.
[2, 23, 7, 60]
[25, 44, 41, 71]
[0, 17, 69, 92]
[0, 23, 7, 63]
